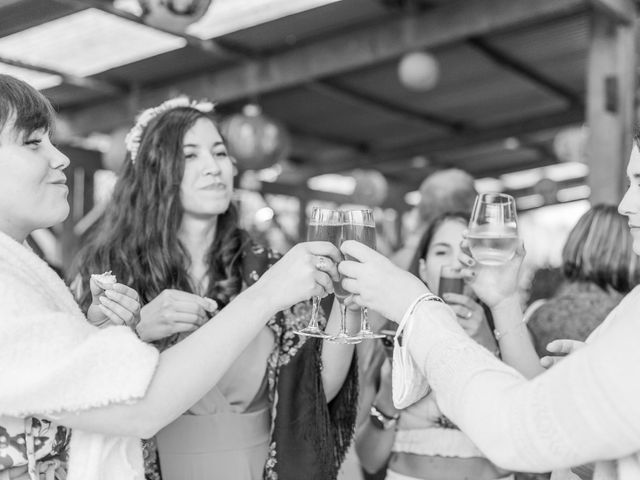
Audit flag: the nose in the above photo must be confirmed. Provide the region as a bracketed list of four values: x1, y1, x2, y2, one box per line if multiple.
[619, 188, 634, 217]
[49, 144, 70, 170]
[203, 152, 222, 175]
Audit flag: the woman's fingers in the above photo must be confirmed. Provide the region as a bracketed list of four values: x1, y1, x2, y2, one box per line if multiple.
[546, 339, 584, 354]
[340, 240, 380, 263]
[110, 283, 139, 300]
[98, 296, 135, 324]
[313, 270, 334, 296]
[540, 356, 561, 369]
[97, 304, 125, 325]
[305, 241, 342, 264]
[314, 255, 339, 282]
[104, 289, 139, 313]
[340, 277, 360, 296]
[338, 259, 364, 279]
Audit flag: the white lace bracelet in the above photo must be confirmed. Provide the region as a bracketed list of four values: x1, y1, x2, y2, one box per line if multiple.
[493, 318, 527, 341]
[395, 292, 445, 344]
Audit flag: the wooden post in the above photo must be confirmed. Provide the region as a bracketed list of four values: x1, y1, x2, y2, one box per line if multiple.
[586, 2, 636, 204]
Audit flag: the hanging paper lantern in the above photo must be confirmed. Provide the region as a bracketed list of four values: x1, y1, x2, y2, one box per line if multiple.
[221, 104, 292, 171]
[351, 169, 389, 207]
[533, 177, 559, 205]
[139, 0, 213, 32]
[552, 126, 589, 163]
[398, 51, 440, 91]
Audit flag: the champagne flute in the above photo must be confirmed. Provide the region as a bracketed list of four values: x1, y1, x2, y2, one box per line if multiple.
[294, 207, 341, 338]
[467, 193, 519, 265]
[344, 209, 384, 341]
[327, 210, 362, 344]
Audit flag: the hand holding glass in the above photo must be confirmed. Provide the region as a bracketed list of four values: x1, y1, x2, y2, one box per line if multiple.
[467, 193, 519, 266]
[294, 207, 341, 338]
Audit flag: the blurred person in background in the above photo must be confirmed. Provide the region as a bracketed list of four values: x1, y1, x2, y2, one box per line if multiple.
[526, 204, 640, 360]
[71, 97, 357, 480]
[0, 75, 344, 480]
[355, 212, 540, 480]
[392, 169, 477, 270]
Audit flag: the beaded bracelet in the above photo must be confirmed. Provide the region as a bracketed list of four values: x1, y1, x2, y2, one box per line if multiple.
[493, 318, 527, 341]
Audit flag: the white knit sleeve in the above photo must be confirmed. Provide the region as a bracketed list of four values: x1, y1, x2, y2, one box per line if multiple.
[396, 293, 640, 472]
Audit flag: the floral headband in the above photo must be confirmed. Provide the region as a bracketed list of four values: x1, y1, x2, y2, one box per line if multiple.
[124, 96, 215, 164]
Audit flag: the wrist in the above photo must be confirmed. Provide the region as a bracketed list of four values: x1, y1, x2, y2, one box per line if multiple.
[370, 404, 400, 430]
[490, 293, 521, 316]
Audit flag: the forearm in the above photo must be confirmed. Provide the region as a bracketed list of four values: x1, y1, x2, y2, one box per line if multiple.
[355, 388, 398, 473]
[50, 285, 275, 438]
[491, 295, 543, 379]
[356, 420, 395, 473]
[405, 300, 640, 471]
[321, 299, 356, 401]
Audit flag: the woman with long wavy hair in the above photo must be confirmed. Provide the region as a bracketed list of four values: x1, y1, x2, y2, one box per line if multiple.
[71, 97, 357, 480]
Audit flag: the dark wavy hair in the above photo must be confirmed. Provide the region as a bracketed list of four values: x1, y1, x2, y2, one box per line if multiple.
[408, 211, 470, 279]
[71, 103, 245, 333]
[0, 74, 55, 141]
[562, 204, 640, 293]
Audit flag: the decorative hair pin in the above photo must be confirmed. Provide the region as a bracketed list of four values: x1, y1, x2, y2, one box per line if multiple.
[125, 96, 215, 164]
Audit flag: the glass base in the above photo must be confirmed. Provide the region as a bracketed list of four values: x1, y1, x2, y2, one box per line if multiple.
[294, 327, 330, 338]
[350, 330, 385, 341]
[327, 333, 362, 344]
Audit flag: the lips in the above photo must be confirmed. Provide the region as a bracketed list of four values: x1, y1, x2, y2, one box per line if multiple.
[200, 182, 226, 191]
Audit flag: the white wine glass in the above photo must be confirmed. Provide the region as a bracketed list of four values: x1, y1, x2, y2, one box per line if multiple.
[294, 207, 341, 338]
[467, 193, 519, 266]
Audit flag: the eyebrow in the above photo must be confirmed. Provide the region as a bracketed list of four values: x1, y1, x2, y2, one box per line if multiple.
[183, 141, 224, 148]
[431, 242, 452, 249]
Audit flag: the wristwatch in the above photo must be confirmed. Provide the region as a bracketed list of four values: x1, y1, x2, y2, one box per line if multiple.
[370, 404, 399, 430]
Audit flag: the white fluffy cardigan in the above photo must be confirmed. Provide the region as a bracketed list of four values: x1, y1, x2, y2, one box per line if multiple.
[0, 230, 159, 479]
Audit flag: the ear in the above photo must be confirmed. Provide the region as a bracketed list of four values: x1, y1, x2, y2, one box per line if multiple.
[418, 258, 428, 281]
[230, 156, 239, 176]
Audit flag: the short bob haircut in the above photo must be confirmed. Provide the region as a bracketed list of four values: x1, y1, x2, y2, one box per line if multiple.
[562, 204, 640, 293]
[0, 74, 55, 140]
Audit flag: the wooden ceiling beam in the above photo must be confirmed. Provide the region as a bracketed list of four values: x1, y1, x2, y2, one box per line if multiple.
[311, 107, 583, 174]
[60, 0, 590, 134]
[308, 80, 466, 132]
[468, 37, 584, 108]
[588, 0, 636, 25]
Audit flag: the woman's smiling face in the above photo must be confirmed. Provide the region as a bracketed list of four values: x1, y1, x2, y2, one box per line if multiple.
[0, 120, 70, 241]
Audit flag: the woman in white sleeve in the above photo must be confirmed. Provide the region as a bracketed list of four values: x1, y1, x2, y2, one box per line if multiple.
[0, 74, 341, 480]
[336, 138, 640, 480]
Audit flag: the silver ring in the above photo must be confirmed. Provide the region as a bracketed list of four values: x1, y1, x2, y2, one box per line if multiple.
[465, 310, 473, 319]
[315, 256, 326, 270]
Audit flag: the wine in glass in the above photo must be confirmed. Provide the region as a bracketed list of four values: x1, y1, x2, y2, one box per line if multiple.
[326, 210, 363, 344]
[294, 207, 341, 338]
[467, 193, 519, 265]
[343, 209, 384, 341]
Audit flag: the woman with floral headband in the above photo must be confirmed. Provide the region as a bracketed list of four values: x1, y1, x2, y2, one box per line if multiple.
[0, 75, 344, 479]
[71, 96, 358, 480]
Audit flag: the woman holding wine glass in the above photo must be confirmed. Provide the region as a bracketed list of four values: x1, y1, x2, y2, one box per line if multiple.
[354, 211, 543, 480]
[337, 158, 640, 478]
[72, 98, 357, 480]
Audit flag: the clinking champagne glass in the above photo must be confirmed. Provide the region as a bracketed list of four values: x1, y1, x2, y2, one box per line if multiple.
[344, 209, 384, 341]
[467, 193, 519, 266]
[327, 210, 363, 344]
[294, 207, 341, 338]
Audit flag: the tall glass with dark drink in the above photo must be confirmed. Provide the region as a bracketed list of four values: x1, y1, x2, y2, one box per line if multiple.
[438, 265, 465, 297]
[294, 207, 341, 338]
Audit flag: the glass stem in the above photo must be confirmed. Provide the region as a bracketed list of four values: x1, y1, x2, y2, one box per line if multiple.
[308, 296, 320, 329]
[360, 307, 371, 333]
[339, 301, 348, 336]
